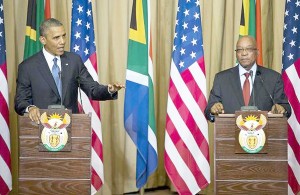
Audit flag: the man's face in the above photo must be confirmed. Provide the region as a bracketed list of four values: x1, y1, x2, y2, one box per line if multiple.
[40, 26, 66, 56]
[235, 37, 258, 70]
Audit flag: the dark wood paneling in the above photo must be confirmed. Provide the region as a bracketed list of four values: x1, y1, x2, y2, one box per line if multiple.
[19, 113, 91, 137]
[216, 160, 287, 180]
[19, 158, 91, 179]
[216, 139, 287, 160]
[215, 115, 287, 139]
[18, 113, 92, 193]
[19, 138, 91, 158]
[216, 181, 287, 195]
[214, 114, 288, 194]
[19, 180, 90, 195]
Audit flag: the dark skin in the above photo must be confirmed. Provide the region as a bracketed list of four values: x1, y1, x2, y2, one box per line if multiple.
[209, 36, 286, 115]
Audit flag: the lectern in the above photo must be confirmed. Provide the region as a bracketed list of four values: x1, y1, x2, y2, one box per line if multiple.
[18, 112, 92, 194]
[214, 113, 288, 194]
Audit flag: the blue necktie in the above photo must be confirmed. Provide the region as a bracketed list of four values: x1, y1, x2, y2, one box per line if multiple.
[52, 58, 62, 97]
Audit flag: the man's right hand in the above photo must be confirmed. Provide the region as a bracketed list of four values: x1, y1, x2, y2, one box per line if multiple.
[28, 106, 41, 124]
[210, 102, 224, 115]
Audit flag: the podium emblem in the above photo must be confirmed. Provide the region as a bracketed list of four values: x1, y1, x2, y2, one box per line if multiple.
[236, 114, 267, 153]
[40, 112, 71, 151]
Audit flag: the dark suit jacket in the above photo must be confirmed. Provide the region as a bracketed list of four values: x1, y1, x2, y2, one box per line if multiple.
[205, 65, 291, 121]
[15, 51, 117, 115]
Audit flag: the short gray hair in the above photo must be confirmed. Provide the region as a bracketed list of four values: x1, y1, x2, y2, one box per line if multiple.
[39, 18, 63, 36]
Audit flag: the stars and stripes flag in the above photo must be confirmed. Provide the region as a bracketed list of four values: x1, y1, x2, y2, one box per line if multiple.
[124, 0, 158, 188]
[282, 0, 300, 194]
[71, 0, 103, 194]
[0, 0, 12, 194]
[164, 0, 210, 194]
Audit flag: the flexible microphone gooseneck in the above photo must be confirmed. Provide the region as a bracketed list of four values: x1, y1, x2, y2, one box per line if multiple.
[76, 76, 83, 113]
[256, 70, 277, 113]
[249, 70, 256, 107]
[59, 71, 63, 108]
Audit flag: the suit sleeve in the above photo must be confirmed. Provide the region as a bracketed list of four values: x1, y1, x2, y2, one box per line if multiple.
[76, 56, 117, 101]
[14, 62, 32, 115]
[205, 73, 222, 121]
[273, 73, 291, 117]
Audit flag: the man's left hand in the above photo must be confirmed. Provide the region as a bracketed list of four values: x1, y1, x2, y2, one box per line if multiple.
[108, 82, 125, 93]
[271, 104, 286, 114]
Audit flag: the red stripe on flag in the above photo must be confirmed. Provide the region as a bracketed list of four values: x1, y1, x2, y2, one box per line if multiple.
[89, 53, 98, 72]
[90, 100, 101, 118]
[288, 125, 300, 166]
[92, 129, 103, 158]
[0, 93, 9, 123]
[197, 57, 206, 76]
[168, 79, 209, 155]
[0, 136, 11, 167]
[288, 165, 300, 194]
[181, 67, 207, 112]
[164, 151, 191, 193]
[0, 177, 9, 195]
[166, 115, 209, 188]
[91, 167, 103, 190]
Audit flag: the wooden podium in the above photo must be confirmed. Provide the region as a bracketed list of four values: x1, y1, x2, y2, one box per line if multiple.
[18, 113, 92, 194]
[214, 113, 288, 194]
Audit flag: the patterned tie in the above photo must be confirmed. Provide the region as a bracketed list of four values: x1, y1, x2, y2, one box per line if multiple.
[52, 57, 62, 97]
[243, 72, 250, 106]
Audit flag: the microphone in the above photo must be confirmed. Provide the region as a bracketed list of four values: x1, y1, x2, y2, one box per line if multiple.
[76, 76, 83, 113]
[256, 70, 277, 112]
[241, 70, 258, 111]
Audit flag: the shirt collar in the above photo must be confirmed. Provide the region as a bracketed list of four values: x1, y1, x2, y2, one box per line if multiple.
[42, 47, 61, 66]
[239, 63, 257, 76]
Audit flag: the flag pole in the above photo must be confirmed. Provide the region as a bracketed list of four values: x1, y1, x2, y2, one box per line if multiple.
[139, 187, 144, 195]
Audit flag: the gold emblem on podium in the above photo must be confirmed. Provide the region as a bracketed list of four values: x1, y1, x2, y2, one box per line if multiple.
[236, 114, 267, 153]
[40, 112, 71, 151]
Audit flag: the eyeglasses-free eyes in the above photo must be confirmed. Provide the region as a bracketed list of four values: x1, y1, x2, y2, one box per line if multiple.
[235, 48, 257, 54]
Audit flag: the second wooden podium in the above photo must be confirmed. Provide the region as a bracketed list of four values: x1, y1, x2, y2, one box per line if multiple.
[214, 113, 288, 194]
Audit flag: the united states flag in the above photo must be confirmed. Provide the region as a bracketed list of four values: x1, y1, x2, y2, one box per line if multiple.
[71, 0, 103, 194]
[0, 0, 12, 194]
[164, 0, 210, 194]
[282, 0, 300, 194]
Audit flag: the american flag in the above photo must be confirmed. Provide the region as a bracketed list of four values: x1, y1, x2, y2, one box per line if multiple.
[71, 0, 103, 194]
[164, 0, 210, 194]
[0, 0, 12, 194]
[282, 0, 300, 194]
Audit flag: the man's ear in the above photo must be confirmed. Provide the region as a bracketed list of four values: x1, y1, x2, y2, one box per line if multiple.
[39, 36, 46, 45]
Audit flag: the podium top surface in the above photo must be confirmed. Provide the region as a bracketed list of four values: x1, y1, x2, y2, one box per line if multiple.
[217, 113, 284, 118]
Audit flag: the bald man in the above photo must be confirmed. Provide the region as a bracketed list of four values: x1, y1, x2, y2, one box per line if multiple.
[205, 36, 291, 122]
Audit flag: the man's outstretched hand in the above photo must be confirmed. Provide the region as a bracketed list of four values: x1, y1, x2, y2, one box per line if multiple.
[108, 83, 125, 93]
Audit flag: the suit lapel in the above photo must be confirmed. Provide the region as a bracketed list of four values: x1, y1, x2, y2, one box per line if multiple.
[61, 53, 72, 103]
[230, 66, 245, 106]
[36, 52, 61, 98]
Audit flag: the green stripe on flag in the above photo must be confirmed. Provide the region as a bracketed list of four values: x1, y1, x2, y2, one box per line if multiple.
[24, 0, 44, 60]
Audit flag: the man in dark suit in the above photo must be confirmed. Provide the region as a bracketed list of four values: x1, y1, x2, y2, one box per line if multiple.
[15, 18, 124, 124]
[205, 36, 291, 122]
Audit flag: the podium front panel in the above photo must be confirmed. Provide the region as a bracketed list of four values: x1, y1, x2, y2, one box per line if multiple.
[18, 113, 92, 195]
[214, 114, 288, 194]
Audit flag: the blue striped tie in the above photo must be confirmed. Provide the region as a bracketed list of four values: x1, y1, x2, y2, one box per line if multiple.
[52, 58, 62, 97]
